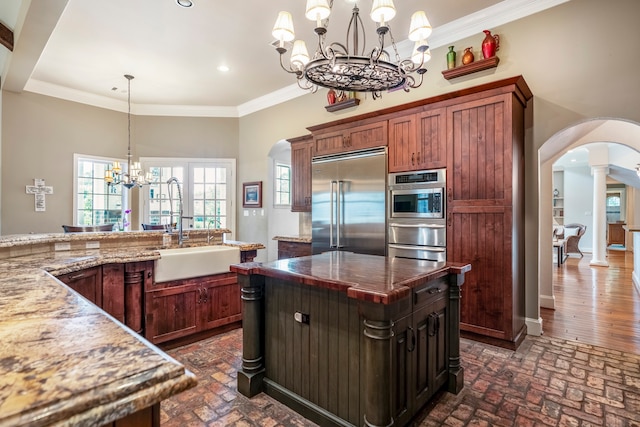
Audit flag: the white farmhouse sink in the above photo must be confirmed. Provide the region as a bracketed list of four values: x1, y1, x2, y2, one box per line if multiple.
[154, 245, 240, 283]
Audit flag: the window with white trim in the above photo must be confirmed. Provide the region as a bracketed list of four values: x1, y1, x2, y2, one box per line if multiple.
[140, 158, 236, 233]
[274, 163, 291, 206]
[74, 154, 128, 226]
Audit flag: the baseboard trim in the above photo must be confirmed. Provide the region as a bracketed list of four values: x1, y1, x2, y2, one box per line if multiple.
[590, 259, 609, 267]
[540, 294, 555, 309]
[525, 317, 543, 336]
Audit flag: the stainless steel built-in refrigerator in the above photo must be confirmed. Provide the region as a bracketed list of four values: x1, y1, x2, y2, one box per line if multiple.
[312, 148, 387, 256]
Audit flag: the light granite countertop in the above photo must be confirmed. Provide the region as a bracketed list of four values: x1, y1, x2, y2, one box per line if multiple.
[272, 235, 312, 243]
[0, 230, 263, 426]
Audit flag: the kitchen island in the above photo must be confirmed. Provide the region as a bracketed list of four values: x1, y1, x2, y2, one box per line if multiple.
[231, 252, 471, 427]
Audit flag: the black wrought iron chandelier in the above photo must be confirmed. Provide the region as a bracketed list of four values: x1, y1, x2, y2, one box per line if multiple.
[104, 74, 154, 189]
[272, 0, 432, 99]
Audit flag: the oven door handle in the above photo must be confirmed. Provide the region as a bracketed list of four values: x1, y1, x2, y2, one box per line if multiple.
[388, 244, 446, 252]
[389, 223, 445, 229]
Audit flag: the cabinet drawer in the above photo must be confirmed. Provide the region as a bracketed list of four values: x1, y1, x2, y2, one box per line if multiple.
[413, 279, 447, 307]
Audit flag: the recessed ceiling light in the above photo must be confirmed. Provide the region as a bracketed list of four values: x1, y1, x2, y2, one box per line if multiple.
[176, 0, 193, 7]
[217, 65, 230, 72]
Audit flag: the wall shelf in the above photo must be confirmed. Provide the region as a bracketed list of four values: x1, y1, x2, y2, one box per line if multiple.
[325, 98, 360, 112]
[442, 56, 500, 80]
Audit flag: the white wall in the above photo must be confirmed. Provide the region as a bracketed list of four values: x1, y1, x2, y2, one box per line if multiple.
[266, 140, 299, 262]
[563, 166, 594, 253]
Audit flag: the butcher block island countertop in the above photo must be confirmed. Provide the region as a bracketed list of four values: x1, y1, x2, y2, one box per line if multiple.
[231, 252, 471, 427]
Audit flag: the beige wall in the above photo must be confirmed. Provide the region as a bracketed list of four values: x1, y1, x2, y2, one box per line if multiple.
[2, 0, 640, 327]
[1, 91, 238, 234]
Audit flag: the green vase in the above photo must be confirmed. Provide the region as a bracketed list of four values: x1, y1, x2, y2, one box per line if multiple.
[447, 46, 456, 69]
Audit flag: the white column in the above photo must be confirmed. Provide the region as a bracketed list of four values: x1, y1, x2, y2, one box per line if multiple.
[591, 165, 609, 266]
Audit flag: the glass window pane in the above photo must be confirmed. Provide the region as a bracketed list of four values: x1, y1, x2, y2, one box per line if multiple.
[194, 167, 205, 183]
[215, 184, 226, 199]
[194, 200, 204, 215]
[216, 168, 226, 183]
[193, 183, 205, 199]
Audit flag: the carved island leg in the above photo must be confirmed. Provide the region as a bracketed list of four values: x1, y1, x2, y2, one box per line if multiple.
[363, 318, 394, 427]
[237, 273, 265, 397]
[447, 272, 465, 394]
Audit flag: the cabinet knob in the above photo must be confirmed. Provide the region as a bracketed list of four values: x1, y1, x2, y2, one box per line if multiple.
[411, 152, 415, 165]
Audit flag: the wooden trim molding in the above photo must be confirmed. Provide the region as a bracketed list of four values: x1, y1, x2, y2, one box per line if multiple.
[0, 21, 13, 52]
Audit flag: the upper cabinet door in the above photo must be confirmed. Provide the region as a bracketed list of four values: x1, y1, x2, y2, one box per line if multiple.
[389, 107, 446, 173]
[290, 136, 313, 212]
[415, 107, 447, 171]
[447, 94, 512, 206]
[388, 114, 416, 173]
[313, 121, 387, 157]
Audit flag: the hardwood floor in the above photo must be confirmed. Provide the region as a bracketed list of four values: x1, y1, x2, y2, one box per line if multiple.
[541, 249, 640, 354]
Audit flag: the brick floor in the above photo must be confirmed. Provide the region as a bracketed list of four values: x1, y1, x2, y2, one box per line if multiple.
[163, 328, 640, 426]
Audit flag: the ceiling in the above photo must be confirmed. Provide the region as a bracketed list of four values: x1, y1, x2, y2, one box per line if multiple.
[1, 0, 566, 117]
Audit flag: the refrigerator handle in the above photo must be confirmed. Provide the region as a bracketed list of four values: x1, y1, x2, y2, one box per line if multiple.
[337, 180, 343, 248]
[330, 180, 337, 248]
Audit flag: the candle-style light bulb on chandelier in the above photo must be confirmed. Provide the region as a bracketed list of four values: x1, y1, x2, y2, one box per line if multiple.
[272, 0, 432, 99]
[104, 74, 154, 189]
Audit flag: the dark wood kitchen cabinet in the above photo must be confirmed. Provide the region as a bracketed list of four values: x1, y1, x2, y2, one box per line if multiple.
[57, 266, 103, 306]
[277, 240, 312, 259]
[446, 77, 532, 348]
[145, 272, 240, 344]
[310, 119, 387, 156]
[388, 106, 447, 172]
[102, 261, 153, 335]
[392, 279, 448, 427]
[289, 134, 312, 212]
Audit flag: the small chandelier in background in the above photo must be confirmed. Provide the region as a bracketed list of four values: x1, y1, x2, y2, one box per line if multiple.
[272, 0, 432, 99]
[105, 74, 154, 189]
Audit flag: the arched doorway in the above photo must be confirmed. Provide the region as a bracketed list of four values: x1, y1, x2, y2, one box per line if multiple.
[538, 118, 640, 324]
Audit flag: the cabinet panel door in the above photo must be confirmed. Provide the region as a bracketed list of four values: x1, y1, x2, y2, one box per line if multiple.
[58, 267, 102, 307]
[291, 139, 312, 212]
[102, 264, 125, 322]
[347, 121, 387, 151]
[391, 314, 412, 427]
[413, 304, 432, 407]
[313, 130, 347, 156]
[448, 94, 511, 205]
[145, 285, 199, 344]
[416, 107, 447, 170]
[388, 115, 416, 173]
[447, 207, 512, 340]
[202, 276, 242, 330]
[431, 297, 448, 391]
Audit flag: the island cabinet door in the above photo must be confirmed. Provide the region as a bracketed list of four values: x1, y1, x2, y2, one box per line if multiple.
[392, 289, 448, 427]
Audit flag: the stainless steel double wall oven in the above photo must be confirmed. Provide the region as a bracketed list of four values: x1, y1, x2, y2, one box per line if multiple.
[388, 168, 446, 263]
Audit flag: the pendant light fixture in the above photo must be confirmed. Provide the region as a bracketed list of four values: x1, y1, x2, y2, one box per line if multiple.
[105, 74, 153, 189]
[272, 0, 432, 99]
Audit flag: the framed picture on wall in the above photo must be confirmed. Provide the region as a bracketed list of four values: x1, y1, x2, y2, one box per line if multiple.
[242, 181, 262, 208]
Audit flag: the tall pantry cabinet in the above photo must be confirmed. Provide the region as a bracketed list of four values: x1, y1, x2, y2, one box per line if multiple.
[446, 77, 532, 348]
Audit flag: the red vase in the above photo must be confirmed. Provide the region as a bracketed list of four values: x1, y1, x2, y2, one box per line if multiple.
[327, 89, 336, 105]
[481, 30, 500, 59]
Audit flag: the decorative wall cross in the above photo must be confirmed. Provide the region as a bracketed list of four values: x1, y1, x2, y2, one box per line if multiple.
[26, 179, 53, 212]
